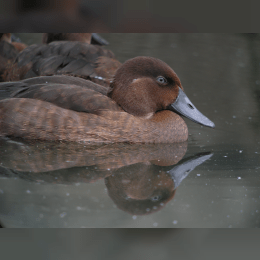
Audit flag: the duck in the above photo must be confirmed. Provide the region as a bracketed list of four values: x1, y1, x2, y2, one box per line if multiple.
[0, 33, 27, 82]
[3, 33, 122, 87]
[0, 56, 215, 143]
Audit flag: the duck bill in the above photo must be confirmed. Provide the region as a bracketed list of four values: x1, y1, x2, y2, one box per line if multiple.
[91, 33, 109, 46]
[170, 87, 215, 128]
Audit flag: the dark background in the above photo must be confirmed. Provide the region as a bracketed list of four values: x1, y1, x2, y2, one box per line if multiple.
[0, 0, 256, 32]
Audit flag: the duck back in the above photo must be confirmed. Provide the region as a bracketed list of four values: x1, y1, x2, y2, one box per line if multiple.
[3, 41, 121, 87]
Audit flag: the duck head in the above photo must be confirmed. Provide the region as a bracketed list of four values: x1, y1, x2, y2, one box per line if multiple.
[108, 56, 215, 128]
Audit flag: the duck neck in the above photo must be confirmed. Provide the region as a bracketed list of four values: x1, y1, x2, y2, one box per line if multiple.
[145, 111, 188, 143]
[108, 80, 157, 117]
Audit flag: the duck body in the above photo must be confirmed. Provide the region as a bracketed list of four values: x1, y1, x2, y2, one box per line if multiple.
[0, 96, 187, 143]
[3, 34, 121, 87]
[0, 57, 214, 143]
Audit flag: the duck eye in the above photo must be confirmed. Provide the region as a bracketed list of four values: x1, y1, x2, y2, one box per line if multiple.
[156, 76, 167, 84]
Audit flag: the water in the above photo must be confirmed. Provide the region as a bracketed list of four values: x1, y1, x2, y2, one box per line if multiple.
[0, 33, 259, 227]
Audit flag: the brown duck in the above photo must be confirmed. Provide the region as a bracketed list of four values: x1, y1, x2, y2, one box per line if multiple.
[3, 33, 122, 87]
[0, 56, 215, 143]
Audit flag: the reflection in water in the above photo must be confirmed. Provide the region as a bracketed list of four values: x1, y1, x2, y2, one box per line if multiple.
[0, 138, 188, 174]
[0, 137, 212, 217]
[169, 152, 213, 188]
[105, 152, 212, 215]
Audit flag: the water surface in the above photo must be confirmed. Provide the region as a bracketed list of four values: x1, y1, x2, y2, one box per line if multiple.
[0, 33, 259, 227]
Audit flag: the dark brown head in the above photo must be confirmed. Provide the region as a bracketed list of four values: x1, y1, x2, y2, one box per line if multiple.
[108, 56, 215, 128]
[108, 56, 183, 118]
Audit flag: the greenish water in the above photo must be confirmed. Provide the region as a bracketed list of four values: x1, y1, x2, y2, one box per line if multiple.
[0, 33, 259, 227]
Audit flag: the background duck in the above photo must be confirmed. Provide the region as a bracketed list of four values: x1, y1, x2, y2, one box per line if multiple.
[3, 33, 122, 87]
[42, 33, 109, 46]
[0, 56, 214, 143]
[0, 33, 27, 82]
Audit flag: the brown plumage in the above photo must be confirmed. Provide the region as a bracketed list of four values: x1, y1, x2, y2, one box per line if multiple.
[0, 97, 187, 143]
[0, 56, 210, 143]
[3, 34, 121, 87]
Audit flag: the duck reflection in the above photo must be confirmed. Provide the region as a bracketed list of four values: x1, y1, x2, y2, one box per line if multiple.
[0, 138, 212, 215]
[105, 152, 212, 215]
[0, 139, 187, 172]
